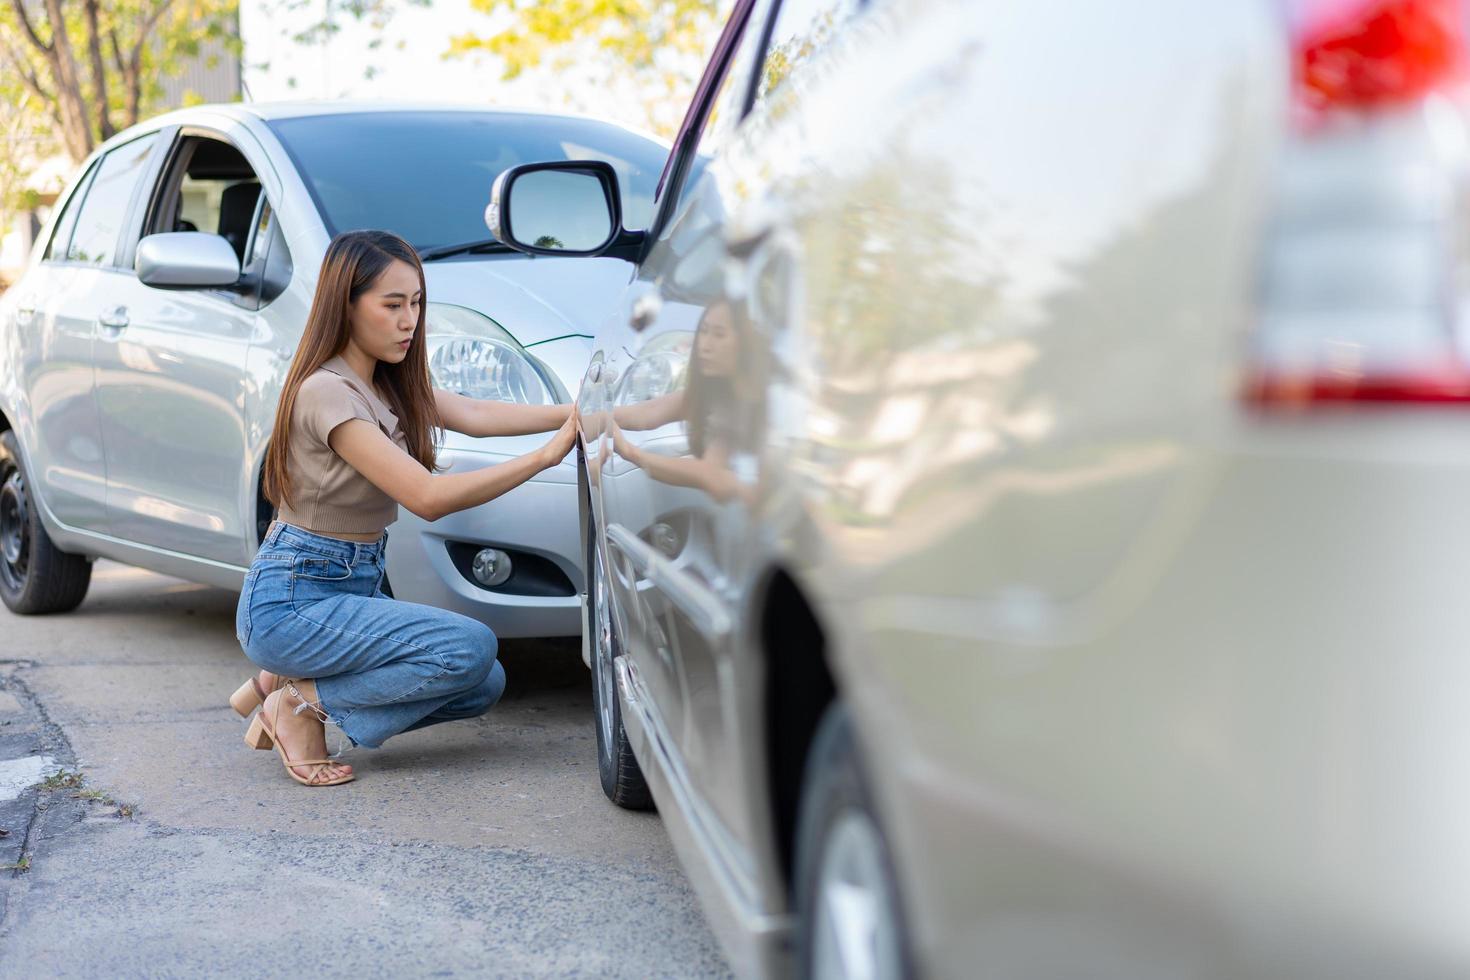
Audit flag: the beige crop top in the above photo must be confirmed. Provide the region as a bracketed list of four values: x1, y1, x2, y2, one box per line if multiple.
[275, 354, 410, 535]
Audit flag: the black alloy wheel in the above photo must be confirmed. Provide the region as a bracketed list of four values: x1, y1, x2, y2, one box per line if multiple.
[0, 431, 91, 614]
[587, 509, 653, 810]
[0, 447, 29, 592]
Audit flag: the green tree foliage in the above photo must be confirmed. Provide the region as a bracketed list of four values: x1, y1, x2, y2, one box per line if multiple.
[446, 0, 719, 77]
[0, 0, 240, 164]
[0, 89, 47, 208]
[445, 0, 725, 135]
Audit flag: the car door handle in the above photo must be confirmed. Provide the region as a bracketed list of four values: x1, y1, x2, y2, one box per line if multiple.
[14, 301, 36, 325]
[629, 291, 662, 332]
[724, 222, 774, 260]
[97, 306, 129, 331]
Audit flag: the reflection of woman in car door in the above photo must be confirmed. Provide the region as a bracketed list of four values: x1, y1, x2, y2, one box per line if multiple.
[609, 301, 762, 505]
[230, 230, 577, 787]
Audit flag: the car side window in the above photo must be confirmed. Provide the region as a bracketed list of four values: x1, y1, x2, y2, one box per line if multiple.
[664, 0, 773, 221]
[65, 133, 158, 266]
[247, 196, 274, 268]
[750, 0, 866, 117]
[691, 1, 771, 167]
[41, 161, 99, 262]
[248, 197, 294, 308]
[146, 135, 264, 266]
[142, 133, 284, 308]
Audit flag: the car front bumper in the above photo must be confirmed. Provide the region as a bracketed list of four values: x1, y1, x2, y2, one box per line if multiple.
[383, 446, 582, 640]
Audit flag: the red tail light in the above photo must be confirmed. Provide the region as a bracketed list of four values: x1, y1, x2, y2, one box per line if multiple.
[1244, 367, 1470, 406]
[1295, 0, 1468, 116]
[1246, 0, 1470, 410]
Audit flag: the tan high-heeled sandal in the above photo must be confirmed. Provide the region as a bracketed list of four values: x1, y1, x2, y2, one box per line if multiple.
[243, 681, 355, 787]
[228, 671, 284, 717]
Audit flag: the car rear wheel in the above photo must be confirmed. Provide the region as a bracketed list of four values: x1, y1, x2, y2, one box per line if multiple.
[795, 703, 913, 980]
[0, 431, 91, 615]
[588, 514, 652, 810]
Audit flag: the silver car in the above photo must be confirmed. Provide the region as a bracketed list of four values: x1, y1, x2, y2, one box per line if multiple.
[0, 103, 665, 637]
[490, 0, 1470, 977]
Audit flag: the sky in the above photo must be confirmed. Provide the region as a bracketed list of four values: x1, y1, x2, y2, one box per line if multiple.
[2, 1, 700, 274]
[242, 0, 504, 103]
[238, 0, 704, 136]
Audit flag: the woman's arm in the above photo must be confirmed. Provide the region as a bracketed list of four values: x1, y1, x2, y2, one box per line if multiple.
[609, 391, 685, 433]
[610, 427, 750, 505]
[434, 387, 572, 438]
[328, 411, 578, 522]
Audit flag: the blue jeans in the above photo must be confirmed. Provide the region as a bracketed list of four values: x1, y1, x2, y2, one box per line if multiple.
[235, 520, 505, 748]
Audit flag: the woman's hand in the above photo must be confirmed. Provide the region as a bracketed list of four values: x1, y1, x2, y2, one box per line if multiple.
[537, 406, 580, 469]
[609, 425, 641, 467]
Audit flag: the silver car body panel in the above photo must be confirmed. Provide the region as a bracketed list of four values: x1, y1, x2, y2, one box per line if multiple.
[0, 104, 665, 638]
[575, 0, 1470, 976]
[421, 256, 633, 348]
[613, 652, 790, 980]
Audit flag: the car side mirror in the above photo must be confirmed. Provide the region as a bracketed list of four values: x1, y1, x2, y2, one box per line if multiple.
[487, 161, 643, 260]
[135, 232, 242, 289]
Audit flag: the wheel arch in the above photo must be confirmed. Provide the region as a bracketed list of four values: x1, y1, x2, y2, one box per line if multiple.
[0, 403, 74, 552]
[754, 564, 838, 898]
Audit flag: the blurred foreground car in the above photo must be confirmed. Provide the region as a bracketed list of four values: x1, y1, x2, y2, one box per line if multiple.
[0, 104, 665, 637]
[491, 0, 1470, 975]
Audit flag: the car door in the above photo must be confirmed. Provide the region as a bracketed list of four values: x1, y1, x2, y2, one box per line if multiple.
[95, 126, 278, 564]
[600, 0, 779, 864]
[739, 0, 1286, 967]
[18, 135, 160, 533]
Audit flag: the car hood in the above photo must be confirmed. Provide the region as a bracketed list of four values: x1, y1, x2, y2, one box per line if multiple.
[422, 255, 632, 348]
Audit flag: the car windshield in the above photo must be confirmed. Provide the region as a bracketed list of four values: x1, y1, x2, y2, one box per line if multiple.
[268, 111, 668, 252]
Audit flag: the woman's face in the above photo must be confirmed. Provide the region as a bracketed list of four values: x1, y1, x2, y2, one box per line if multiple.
[350, 258, 422, 364]
[694, 305, 738, 379]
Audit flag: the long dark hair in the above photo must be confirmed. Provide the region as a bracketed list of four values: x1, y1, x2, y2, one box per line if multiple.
[263, 230, 442, 511]
[685, 301, 753, 458]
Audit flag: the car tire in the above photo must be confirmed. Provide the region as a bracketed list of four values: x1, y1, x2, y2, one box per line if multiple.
[587, 510, 653, 810]
[795, 703, 914, 980]
[0, 431, 92, 615]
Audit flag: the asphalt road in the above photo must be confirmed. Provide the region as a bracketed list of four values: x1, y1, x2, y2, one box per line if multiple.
[0, 559, 730, 978]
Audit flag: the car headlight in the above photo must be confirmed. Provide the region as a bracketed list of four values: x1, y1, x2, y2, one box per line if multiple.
[614, 331, 692, 406]
[425, 303, 552, 405]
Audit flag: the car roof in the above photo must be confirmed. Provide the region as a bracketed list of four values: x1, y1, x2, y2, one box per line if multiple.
[99, 101, 668, 155]
[234, 100, 613, 123]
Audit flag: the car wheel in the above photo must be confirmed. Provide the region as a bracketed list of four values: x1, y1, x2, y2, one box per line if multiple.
[256, 495, 276, 545]
[587, 512, 653, 810]
[795, 703, 913, 980]
[0, 431, 91, 615]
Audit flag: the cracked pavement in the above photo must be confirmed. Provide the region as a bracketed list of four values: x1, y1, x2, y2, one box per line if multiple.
[0, 559, 729, 978]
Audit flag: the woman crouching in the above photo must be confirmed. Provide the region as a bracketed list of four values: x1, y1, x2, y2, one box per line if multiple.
[230, 229, 577, 786]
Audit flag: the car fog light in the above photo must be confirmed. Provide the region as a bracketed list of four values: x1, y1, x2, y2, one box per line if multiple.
[471, 548, 513, 588]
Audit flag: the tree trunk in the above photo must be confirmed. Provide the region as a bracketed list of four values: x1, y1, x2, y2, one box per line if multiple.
[127, 0, 176, 128]
[83, 0, 115, 141]
[109, 29, 141, 127]
[41, 0, 95, 161]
